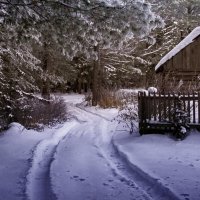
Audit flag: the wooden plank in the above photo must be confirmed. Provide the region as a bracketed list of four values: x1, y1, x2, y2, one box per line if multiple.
[198, 92, 200, 123]
[168, 93, 171, 121]
[173, 93, 176, 122]
[186, 44, 191, 70]
[138, 92, 141, 122]
[193, 92, 196, 123]
[138, 92, 143, 123]
[146, 94, 149, 122]
[153, 92, 156, 121]
[158, 92, 161, 122]
[140, 92, 144, 123]
[148, 94, 151, 122]
[163, 93, 166, 119]
[188, 92, 191, 123]
[143, 92, 147, 123]
[182, 92, 186, 111]
[197, 37, 200, 71]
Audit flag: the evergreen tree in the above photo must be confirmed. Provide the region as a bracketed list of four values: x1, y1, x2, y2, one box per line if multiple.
[0, 0, 163, 104]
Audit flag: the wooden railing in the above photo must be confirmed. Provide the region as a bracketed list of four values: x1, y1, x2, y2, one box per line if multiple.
[138, 92, 200, 134]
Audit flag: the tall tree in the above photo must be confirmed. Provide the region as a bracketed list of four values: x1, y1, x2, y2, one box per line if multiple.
[1, 0, 163, 103]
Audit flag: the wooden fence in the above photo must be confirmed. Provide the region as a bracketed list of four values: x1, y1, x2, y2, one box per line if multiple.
[138, 92, 200, 134]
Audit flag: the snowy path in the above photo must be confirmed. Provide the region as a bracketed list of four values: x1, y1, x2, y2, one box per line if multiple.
[25, 121, 78, 200]
[1, 94, 200, 200]
[23, 97, 182, 200]
[50, 104, 178, 200]
[50, 106, 148, 200]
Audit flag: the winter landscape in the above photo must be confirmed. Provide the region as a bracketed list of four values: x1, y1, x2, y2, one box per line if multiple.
[1, 93, 200, 200]
[1, 0, 200, 200]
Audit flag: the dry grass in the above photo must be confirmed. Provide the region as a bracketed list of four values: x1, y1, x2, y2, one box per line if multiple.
[98, 90, 123, 108]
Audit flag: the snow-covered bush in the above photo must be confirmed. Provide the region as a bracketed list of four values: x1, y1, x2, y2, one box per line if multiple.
[0, 100, 9, 131]
[118, 104, 138, 134]
[117, 92, 138, 134]
[14, 97, 69, 130]
[172, 95, 189, 140]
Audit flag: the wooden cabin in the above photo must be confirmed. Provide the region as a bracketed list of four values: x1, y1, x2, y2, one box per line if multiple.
[155, 27, 200, 92]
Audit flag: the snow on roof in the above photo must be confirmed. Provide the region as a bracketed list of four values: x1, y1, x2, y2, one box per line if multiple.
[155, 26, 200, 71]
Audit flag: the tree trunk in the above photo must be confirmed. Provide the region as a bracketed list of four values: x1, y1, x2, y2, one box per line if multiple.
[41, 81, 50, 100]
[92, 59, 99, 106]
[92, 45, 101, 106]
[41, 42, 50, 100]
[77, 78, 82, 94]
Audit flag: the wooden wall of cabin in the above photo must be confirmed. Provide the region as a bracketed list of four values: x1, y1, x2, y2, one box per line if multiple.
[157, 36, 200, 92]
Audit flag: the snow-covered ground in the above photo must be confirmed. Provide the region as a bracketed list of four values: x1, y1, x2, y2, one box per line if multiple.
[113, 132, 200, 200]
[0, 93, 200, 200]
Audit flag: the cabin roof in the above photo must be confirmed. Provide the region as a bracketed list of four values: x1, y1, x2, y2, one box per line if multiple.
[155, 26, 200, 72]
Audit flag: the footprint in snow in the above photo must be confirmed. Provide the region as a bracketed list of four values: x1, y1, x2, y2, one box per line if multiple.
[70, 175, 79, 180]
[71, 175, 86, 182]
[180, 194, 189, 197]
[128, 182, 135, 188]
[97, 152, 103, 158]
[120, 178, 125, 182]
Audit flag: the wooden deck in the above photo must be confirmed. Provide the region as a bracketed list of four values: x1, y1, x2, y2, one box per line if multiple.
[138, 92, 200, 134]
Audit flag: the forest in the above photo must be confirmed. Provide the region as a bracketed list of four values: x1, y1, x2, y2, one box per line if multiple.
[1, 1, 200, 200]
[0, 0, 200, 130]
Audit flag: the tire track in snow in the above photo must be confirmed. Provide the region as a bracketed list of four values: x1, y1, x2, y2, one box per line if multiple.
[104, 139, 180, 200]
[75, 105, 112, 121]
[50, 121, 152, 200]
[25, 121, 77, 200]
[73, 106, 181, 200]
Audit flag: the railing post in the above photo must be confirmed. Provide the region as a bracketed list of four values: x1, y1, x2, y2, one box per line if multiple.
[188, 92, 191, 123]
[193, 92, 196, 123]
[153, 92, 156, 121]
[158, 92, 161, 122]
[198, 92, 200, 124]
[138, 91, 147, 135]
[168, 92, 171, 122]
[163, 92, 166, 120]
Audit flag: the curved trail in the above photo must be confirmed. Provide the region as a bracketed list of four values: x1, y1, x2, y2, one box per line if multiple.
[25, 122, 78, 200]
[51, 111, 150, 200]
[25, 103, 180, 200]
[50, 105, 179, 200]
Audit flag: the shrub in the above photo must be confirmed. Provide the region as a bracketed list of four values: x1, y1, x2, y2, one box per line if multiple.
[0, 92, 14, 131]
[171, 95, 190, 140]
[12, 96, 69, 130]
[117, 91, 138, 134]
